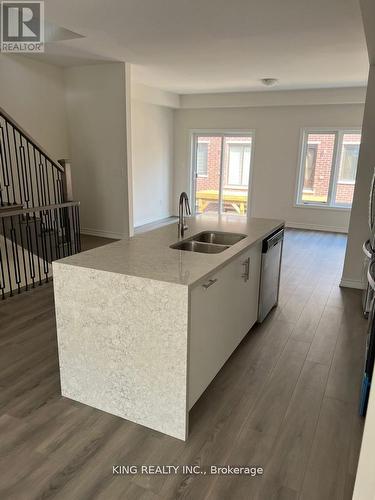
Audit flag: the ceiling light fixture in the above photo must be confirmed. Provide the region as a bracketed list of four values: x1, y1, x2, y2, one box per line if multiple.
[260, 78, 279, 87]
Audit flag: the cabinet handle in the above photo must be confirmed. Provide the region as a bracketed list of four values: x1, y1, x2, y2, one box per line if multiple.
[242, 257, 250, 282]
[202, 278, 218, 290]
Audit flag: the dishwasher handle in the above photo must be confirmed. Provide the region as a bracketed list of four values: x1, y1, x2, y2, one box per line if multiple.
[262, 228, 284, 253]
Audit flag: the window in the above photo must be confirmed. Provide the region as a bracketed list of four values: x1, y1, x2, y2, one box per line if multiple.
[192, 133, 253, 216]
[196, 142, 208, 177]
[296, 129, 361, 208]
[226, 143, 251, 187]
[338, 143, 359, 183]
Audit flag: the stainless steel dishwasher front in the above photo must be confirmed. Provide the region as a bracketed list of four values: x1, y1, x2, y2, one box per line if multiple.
[258, 228, 284, 323]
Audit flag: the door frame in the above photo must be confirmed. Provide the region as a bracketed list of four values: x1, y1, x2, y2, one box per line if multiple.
[189, 129, 256, 217]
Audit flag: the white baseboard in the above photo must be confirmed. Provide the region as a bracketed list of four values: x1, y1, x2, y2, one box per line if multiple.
[286, 221, 348, 234]
[81, 228, 125, 239]
[134, 214, 174, 228]
[339, 278, 365, 290]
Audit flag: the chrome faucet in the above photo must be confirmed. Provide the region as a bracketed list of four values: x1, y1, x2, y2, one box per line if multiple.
[178, 192, 191, 238]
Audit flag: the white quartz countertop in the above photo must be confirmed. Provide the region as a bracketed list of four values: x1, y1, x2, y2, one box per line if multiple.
[55, 215, 284, 287]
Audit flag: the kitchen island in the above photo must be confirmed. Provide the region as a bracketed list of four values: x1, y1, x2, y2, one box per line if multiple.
[53, 215, 284, 440]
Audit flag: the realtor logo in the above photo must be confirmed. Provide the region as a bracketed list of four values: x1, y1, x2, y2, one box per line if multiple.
[1, 1, 44, 52]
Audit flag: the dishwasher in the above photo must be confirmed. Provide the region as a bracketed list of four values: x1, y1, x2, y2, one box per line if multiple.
[258, 228, 284, 323]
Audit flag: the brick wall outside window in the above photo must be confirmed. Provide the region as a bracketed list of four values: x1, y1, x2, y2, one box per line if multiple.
[304, 133, 359, 205]
[196, 136, 252, 192]
[196, 137, 222, 192]
[306, 134, 335, 200]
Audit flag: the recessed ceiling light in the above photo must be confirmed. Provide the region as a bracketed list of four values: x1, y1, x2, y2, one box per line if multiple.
[260, 78, 279, 87]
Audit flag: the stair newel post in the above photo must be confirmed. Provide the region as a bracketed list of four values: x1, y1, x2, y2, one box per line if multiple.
[58, 159, 74, 249]
[58, 159, 73, 202]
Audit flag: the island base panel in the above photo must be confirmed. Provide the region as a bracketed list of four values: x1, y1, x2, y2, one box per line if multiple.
[53, 263, 189, 441]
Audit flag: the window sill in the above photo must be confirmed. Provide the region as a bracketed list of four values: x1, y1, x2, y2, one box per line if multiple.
[295, 202, 352, 211]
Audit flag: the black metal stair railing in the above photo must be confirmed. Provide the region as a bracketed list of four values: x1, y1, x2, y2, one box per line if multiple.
[0, 202, 81, 299]
[0, 107, 81, 300]
[0, 107, 67, 209]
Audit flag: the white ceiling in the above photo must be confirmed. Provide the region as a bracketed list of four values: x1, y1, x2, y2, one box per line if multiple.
[40, 0, 369, 94]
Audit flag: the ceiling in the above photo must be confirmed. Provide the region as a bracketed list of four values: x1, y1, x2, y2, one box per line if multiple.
[39, 0, 369, 94]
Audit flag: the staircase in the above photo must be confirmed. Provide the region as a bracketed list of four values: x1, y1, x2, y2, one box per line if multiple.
[0, 107, 81, 299]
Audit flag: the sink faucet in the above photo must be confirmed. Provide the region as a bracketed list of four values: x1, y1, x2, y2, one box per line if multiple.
[178, 192, 191, 238]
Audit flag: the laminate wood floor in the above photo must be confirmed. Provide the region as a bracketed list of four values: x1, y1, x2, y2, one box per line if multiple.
[0, 230, 367, 499]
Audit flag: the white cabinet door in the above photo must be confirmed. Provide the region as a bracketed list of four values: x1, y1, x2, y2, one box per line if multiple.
[236, 241, 262, 333]
[188, 242, 261, 409]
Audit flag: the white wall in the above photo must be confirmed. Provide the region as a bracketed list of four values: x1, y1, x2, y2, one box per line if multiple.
[0, 55, 69, 160]
[64, 63, 130, 239]
[349, 4, 375, 497]
[174, 103, 364, 232]
[180, 87, 366, 109]
[131, 83, 177, 227]
[350, 3, 375, 494]
[342, 68, 375, 288]
[132, 82, 180, 109]
[351, 68, 375, 494]
[131, 100, 174, 227]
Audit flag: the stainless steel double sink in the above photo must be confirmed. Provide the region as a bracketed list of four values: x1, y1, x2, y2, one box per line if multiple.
[170, 231, 247, 254]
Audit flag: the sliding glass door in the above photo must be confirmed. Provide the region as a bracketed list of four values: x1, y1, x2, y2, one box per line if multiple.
[192, 132, 253, 216]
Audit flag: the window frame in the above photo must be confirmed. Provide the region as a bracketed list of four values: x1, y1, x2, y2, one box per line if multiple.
[303, 142, 319, 193]
[295, 128, 361, 210]
[337, 143, 360, 185]
[196, 140, 209, 178]
[224, 142, 252, 188]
